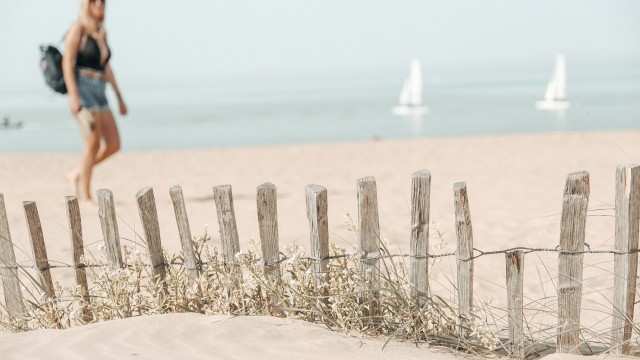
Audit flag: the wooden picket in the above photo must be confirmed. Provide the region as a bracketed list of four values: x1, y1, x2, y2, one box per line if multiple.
[557, 171, 589, 354]
[454, 182, 474, 338]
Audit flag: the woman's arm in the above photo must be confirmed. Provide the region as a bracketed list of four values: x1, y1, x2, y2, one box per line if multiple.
[62, 22, 82, 114]
[104, 63, 127, 116]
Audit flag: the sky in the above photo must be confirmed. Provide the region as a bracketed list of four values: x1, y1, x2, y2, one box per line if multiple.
[1, 0, 639, 95]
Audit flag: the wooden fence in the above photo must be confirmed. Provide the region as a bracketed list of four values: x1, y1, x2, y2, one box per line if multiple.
[1, 164, 639, 358]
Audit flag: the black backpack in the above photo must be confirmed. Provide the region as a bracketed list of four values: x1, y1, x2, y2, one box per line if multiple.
[39, 44, 67, 94]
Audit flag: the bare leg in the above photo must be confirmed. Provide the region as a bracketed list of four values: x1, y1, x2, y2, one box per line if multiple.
[78, 114, 101, 203]
[66, 110, 120, 187]
[94, 110, 121, 165]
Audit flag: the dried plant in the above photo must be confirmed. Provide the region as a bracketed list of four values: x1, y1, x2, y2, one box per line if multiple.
[0, 223, 512, 358]
[4, 221, 633, 358]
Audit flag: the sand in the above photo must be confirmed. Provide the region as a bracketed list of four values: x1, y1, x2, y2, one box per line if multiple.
[0, 313, 461, 360]
[1, 129, 639, 358]
[0, 313, 635, 359]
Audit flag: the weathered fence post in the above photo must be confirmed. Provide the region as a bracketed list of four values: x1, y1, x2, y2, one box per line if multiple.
[557, 171, 589, 354]
[257, 183, 284, 315]
[257, 183, 281, 280]
[357, 176, 381, 320]
[23, 201, 55, 299]
[98, 190, 131, 317]
[410, 169, 431, 303]
[506, 251, 525, 359]
[97, 189, 124, 269]
[213, 185, 242, 286]
[454, 182, 474, 337]
[23, 201, 60, 328]
[136, 188, 167, 289]
[611, 164, 640, 354]
[305, 185, 329, 292]
[0, 194, 25, 319]
[169, 185, 199, 286]
[65, 196, 92, 323]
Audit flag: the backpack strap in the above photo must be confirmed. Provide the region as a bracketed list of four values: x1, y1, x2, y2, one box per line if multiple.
[61, 22, 85, 45]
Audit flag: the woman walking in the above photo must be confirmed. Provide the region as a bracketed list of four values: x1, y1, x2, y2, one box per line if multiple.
[63, 0, 127, 205]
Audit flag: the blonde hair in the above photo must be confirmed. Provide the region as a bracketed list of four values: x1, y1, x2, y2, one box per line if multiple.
[78, 0, 105, 36]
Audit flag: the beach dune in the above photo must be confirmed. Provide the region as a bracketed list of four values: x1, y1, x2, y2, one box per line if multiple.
[1, 130, 639, 358]
[0, 313, 455, 359]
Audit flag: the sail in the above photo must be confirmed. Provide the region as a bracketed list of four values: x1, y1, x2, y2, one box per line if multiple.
[544, 78, 556, 101]
[398, 79, 411, 105]
[535, 53, 570, 110]
[553, 53, 567, 100]
[540, 53, 567, 102]
[392, 57, 429, 115]
[407, 58, 423, 106]
[397, 58, 423, 106]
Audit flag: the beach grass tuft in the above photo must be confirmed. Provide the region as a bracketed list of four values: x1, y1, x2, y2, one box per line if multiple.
[1, 226, 638, 358]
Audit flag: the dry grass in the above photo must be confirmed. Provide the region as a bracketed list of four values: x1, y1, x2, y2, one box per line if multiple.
[3, 223, 639, 358]
[0, 226, 509, 358]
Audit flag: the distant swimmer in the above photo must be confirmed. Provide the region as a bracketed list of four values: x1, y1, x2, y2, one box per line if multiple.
[1, 116, 23, 130]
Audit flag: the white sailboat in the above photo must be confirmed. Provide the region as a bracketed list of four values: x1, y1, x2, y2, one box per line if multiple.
[535, 53, 570, 110]
[392, 58, 429, 115]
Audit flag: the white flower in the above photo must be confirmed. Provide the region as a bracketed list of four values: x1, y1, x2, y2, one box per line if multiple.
[287, 254, 299, 265]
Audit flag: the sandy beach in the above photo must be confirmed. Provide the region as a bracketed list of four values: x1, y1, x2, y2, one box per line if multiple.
[1, 129, 639, 358]
[0, 313, 632, 360]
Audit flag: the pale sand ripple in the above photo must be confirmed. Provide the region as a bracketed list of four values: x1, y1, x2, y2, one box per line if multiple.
[0, 314, 634, 359]
[0, 313, 459, 360]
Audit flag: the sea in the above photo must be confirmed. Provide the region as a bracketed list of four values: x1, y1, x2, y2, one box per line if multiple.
[1, 68, 639, 153]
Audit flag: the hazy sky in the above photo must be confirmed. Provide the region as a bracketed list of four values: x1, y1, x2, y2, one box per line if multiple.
[1, 0, 639, 94]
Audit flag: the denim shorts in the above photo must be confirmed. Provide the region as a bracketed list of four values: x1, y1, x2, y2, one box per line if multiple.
[77, 74, 110, 112]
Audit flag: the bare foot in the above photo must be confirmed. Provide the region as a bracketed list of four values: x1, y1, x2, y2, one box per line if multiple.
[65, 170, 80, 197]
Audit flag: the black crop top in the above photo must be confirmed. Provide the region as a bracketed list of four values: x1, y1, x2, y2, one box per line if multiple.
[75, 36, 111, 72]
